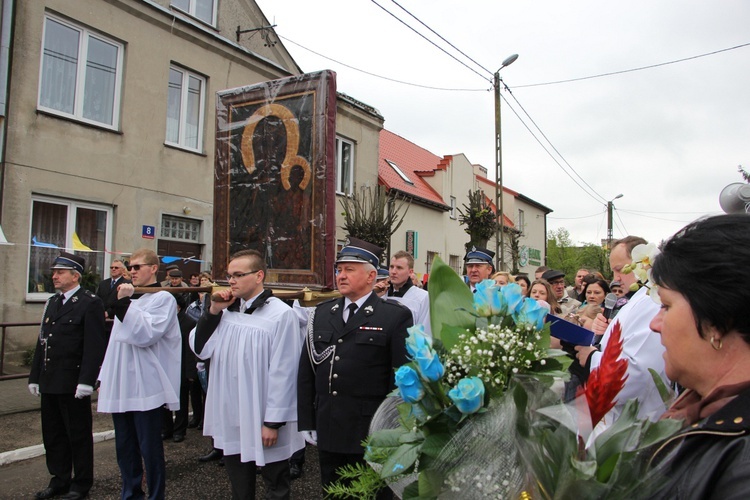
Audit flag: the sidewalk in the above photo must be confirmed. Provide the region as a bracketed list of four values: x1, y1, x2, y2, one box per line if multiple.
[0, 377, 41, 416]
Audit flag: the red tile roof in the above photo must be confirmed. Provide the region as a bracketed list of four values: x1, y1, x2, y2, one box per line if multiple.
[378, 130, 449, 209]
[476, 175, 516, 228]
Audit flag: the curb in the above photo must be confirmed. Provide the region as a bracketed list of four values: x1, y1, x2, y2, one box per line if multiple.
[0, 430, 115, 466]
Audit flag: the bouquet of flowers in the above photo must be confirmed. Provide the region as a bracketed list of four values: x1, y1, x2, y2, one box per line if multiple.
[326, 257, 570, 499]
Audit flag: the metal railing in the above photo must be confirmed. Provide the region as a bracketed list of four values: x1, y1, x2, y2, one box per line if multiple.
[0, 322, 37, 380]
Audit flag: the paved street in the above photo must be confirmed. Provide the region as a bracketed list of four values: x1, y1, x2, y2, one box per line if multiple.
[0, 378, 323, 499]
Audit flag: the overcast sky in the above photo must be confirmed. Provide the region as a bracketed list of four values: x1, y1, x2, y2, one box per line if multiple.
[256, 0, 750, 246]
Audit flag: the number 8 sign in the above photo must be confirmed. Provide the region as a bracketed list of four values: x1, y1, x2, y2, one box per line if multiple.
[142, 225, 155, 239]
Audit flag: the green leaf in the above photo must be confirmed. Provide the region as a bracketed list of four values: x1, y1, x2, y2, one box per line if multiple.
[418, 469, 443, 498]
[398, 401, 417, 429]
[402, 481, 420, 500]
[428, 256, 475, 348]
[368, 428, 407, 448]
[380, 443, 422, 479]
[421, 432, 451, 457]
[399, 430, 425, 444]
[649, 368, 674, 407]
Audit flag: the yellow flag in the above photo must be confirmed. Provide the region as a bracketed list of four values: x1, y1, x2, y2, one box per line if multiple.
[72, 232, 93, 252]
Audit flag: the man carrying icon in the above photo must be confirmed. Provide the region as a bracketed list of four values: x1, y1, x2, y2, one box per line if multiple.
[191, 249, 303, 499]
[97, 248, 182, 499]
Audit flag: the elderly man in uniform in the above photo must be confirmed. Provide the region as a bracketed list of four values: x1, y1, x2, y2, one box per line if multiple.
[97, 248, 182, 500]
[28, 252, 107, 500]
[464, 246, 495, 292]
[191, 249, 304, 499]
[297, 238, 412, 494]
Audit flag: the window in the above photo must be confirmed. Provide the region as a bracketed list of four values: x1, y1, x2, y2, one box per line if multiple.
[450, 196, 457, 219]
[426, 251, 439, 274]
[172, 0, 217, 26]
[166, 65, 205, 152]
[518, 209, 525, 234]
[38, 15, 123, 129]
[161, 215, 201, 242]
[336, 137, 354, 195]
[385, 160, 414, 185]
[449, 254, 461, 275]
[27, 196, 112, 299]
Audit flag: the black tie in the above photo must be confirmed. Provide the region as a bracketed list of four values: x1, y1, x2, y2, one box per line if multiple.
[111, 278, 117, 289]
[56, 294, 65, 312]
[345, 303, 358, 324]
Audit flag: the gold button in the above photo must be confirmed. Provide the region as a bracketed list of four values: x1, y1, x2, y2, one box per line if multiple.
[734, 417, 743, 424]
[335, 356, 340, 361]
[716, 420, 724, 425]
[333, 374, 338, 379]
[337, 339, 343, 344]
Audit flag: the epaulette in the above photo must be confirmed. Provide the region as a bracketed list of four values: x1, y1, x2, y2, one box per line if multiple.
[381, 297, 411, 311]
[315, 297, 339, 309]
[85, 290, 96, 298]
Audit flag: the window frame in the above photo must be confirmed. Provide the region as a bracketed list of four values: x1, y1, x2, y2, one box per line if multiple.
[450, 196, 457, 219]
[165, 64, 206, 153]
[171, 0, 218, 27]
[37, 14, 124, 130]
[336, 136, 355, 196]
[26, 195, 113, 301]
[518, 209, 525, 234]
[160, 214, 203, 242]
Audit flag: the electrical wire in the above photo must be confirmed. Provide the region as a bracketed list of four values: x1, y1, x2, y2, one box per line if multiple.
[514, 41, 750, 88]
[368, 0, 490, 83]
[279, 35, 488, 92]
[387, 0, 494, 77]
[547, 210, 606, 220]
[614, 208, 630, 235]
[617, 209, 700, 223]
[503, 84, 608, 204]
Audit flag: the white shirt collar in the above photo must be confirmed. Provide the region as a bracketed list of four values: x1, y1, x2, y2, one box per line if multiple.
[61, 285, 81, 303]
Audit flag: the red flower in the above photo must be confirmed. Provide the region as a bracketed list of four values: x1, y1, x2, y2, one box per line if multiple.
[581, 321, 629, 427]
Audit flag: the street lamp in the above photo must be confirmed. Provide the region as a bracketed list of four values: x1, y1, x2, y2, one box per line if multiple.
[494, 54, 518, 271]
[607, 193, 624, 249]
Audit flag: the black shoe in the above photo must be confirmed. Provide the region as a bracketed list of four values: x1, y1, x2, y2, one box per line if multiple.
[161, 433, 173, 441]
[59, 492, 87, 500]
[35, 487, 66, 499]
[188, 418, 200, 429]
[173, 434, 185, 443]
[218, 457, 225, 467]
[289, 462, 303, 480]
[198, 449, 223, 462]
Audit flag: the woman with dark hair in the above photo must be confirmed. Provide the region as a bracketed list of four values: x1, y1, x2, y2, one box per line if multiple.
[581, 278, 611, 307]
[515, 275, 531, 295]
[647, 214, 750, 498]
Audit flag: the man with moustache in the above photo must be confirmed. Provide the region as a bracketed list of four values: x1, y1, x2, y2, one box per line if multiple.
[29, 252, 107, 500]
[464, 246, 495, 292]
[297, 238, 412, 494]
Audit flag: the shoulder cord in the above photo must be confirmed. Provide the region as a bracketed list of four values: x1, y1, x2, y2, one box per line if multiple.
[306, 308, 336, 368]
[38, 295, 56, 344]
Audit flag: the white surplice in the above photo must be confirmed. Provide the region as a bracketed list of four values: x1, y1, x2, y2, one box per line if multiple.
[388, 285, 432, 338]
[190, 297, 304, 465]
[97, 291, 182, 412]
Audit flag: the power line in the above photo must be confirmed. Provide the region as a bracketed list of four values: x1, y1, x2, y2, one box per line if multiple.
[514, 41, 750, 88]
[548, 210, 606, 220]
[618, 209, 698, 223]
[387, 0, 493, 77]
[279, 35, 487, 92]
[504, 85, 608, 204]
[614, 208, 630, 235]
[368, 0, 490, 82]
[499, 93, 605, 205]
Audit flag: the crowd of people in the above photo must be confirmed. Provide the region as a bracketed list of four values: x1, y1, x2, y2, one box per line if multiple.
[24, 213, 750, 499]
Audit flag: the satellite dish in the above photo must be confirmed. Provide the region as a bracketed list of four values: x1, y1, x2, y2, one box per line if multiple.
[719, 182, 750, 214]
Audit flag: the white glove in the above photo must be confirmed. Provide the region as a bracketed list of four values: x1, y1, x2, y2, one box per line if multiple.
[28, 384, 40, 397]
[302, 430, 317, 446]
[75, 384, 94, 399]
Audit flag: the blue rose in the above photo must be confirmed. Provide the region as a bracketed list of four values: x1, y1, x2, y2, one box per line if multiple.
[501, 283, 525, 316]
[405, 324, 431, 359]
[448, 377, 485, 414]
[414, 345, 445, 382]
[513, 297, 548, 330]
[394, 365, 425, 403]
[473, 279, 504, 316]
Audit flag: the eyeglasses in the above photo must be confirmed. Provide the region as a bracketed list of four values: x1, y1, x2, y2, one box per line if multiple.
[110, 266, 122, 270]
[549, 279, 566, 286]
[226, 270, 260, 281]
[127, 264, 153, 271]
